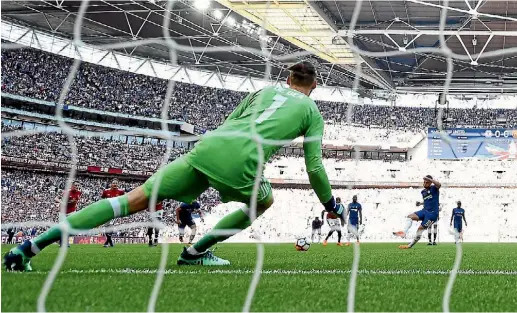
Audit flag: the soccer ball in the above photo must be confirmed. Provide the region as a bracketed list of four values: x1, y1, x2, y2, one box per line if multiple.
[295, 237, 311, 251]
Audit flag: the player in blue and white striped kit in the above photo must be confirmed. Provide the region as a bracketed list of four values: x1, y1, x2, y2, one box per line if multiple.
[450, 201, 467, 243]
[346, 195, 362, 246]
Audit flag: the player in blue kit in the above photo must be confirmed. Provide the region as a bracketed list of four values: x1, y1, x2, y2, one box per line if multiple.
[346, 195, 362, 246]
[176, 201, 204, 244]
[450, 201, 467, 243]
[393, 175, 441, 249]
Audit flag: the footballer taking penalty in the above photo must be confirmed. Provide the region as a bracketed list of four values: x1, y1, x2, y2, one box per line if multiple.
[4, 61, 339, 270]
[393, 175, 441, 249]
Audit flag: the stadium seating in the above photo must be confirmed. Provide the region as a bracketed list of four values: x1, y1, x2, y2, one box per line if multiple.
[323, 124, 425, 147]
[2, 47, 516, 134]
[1, 124, 186, 171]
[265, 157, 517, 184]
[1, 169, 219, 238]
[3, 169, 515, 243]
[5, 123, 516, 183]
[207, 188, 516, 243]
[2, 46, 516, 245]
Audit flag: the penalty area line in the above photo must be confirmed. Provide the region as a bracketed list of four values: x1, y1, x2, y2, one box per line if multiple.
[16, 269, 517, 276]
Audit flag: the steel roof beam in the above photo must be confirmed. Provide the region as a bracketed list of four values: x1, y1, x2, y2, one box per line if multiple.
[306, 1, 386, 90]
[108, 0, 284, 79]
[406, 0, 517, 23]
[345, 37, 395, 88]
[215, 0, 356, 63]
[339, 29, 517, 36]
[226, 3, 306, 9]
[307, 1, 339, 32]
[402, 15, 471, 82]
[216, 0, 394, 90]
[8, 0, 284, 81]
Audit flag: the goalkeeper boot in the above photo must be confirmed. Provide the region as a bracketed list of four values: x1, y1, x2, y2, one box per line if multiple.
[177, 247, 230, 266]
[3, 240, 33, 272]
[398, 245, 411, 249]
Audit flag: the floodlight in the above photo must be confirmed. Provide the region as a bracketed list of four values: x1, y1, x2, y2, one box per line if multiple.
[213, 9, 223, 20]
[226, 16, 236, 27]
[194, 0, 210, 10]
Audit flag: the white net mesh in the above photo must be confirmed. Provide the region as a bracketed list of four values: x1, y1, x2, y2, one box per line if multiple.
[2, 0, 516, 311]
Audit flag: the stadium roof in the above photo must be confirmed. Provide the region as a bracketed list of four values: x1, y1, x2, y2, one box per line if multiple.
[2, 0, 517, 94]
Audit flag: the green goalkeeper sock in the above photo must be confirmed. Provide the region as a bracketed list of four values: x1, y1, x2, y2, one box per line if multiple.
[27, 195, 130, 256]
[191, 208, 251, 253]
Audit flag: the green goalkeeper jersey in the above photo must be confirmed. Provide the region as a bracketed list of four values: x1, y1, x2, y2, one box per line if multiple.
[186, 85, 332, 203]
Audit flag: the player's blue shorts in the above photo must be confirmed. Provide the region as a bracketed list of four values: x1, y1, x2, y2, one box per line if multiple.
[414, 210, 438, 229]
[347, 219, 359, 232]
[179, 216, 195, 228]
[454, 223, 463, 233]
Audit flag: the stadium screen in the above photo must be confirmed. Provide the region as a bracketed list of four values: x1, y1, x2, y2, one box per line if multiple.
[427, 128, 517, 160]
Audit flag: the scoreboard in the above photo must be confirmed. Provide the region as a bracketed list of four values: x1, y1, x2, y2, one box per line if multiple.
[427, 128, 517, 160]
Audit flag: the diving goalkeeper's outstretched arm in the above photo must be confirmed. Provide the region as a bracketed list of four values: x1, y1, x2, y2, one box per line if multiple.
[302, 111, 335, 213]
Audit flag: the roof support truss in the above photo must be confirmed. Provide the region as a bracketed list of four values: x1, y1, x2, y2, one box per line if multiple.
[340, 29, 517, 36]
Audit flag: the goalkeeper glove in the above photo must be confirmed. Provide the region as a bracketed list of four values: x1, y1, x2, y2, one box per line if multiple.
[323, 196, 337, 213]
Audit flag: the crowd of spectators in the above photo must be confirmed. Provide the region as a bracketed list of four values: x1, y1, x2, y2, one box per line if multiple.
[2, 45, 516, 244]
[3, 169, 515, 243]
[2, 47, 516, 132]
[266, 156, 517, 184]
[1, 169, 220, 237]
[1, 124, 187, 171]
[160, 188, 517, 242]
[1, 122, 412, 172]
[323, 124, 425, 147]
[1, 48, 239, 132]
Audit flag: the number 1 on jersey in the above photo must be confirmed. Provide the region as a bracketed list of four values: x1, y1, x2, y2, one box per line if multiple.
[255, 94, 288, 124]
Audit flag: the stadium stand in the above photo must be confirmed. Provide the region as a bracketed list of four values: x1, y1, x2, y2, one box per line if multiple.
[1, 169, 219, 239]
[266, 157, 517, 184]
[4, 121, 515, 183]
[2, 47, 516, 244]
[1, 124, 187, 171]
[3, 169, 514, 243]
[2, 47, 516, 134]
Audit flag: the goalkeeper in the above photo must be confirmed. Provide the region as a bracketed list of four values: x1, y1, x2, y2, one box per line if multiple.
[4, 61, 337, 270]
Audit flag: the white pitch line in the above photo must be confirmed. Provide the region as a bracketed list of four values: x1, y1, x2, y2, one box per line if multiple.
[14, 268, 517, 276]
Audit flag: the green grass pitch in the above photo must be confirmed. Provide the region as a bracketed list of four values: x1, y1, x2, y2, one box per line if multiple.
[2, 243, 517, 312]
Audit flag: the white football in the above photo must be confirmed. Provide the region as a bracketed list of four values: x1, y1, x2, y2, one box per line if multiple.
[295, 237, 311, 251]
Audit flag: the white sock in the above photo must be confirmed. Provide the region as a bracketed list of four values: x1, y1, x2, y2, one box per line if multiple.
[404, 218, 413, 234]
[30, 240, 40, 255]
[186, 246, 200, 255]
[409, 229, 424, 248]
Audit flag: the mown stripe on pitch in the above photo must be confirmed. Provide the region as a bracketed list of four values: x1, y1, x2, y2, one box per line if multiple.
[19, 269, 517, 275]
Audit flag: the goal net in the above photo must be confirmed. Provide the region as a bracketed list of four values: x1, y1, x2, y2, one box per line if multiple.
[1, 0, 515, 311]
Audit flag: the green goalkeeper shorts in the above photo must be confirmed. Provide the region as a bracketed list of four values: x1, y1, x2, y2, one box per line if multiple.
[142, 155, 272, 206]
